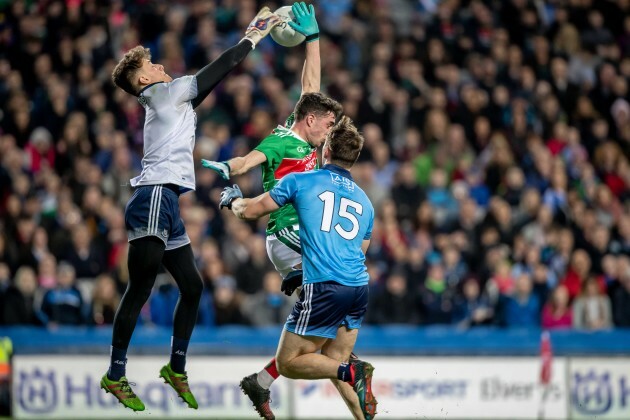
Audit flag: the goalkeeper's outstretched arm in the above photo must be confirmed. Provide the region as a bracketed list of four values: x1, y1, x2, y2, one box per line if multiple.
[192, 40, 253, 109]
[191, 7, 280, 108]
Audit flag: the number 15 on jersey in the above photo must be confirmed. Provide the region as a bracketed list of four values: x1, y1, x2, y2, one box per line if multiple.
[318, 191, 363, 240]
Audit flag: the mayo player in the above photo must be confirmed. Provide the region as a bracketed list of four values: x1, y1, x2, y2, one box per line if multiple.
[201, 4, 343, 419]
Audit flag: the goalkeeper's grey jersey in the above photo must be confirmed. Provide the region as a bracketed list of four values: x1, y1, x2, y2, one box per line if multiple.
[130, 75, 198, 191]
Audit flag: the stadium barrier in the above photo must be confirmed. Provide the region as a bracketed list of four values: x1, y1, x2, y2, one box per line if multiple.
[10, 355, 630, 419]
[4, 326, 630, 355]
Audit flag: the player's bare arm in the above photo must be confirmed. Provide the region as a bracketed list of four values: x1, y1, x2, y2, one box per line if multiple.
[234, 193, 280, 221]
[299, 6, 320, 94]
[225, 150, 268, 177]
[362, 239, 371, 255]
[217, 184, 280, 220]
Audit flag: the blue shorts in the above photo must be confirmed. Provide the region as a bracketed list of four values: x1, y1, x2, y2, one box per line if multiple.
[125, 184, 190, 250]
[284, 281, 368, 339]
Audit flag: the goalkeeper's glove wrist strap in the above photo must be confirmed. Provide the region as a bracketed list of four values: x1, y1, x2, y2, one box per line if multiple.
[305, 33, 319, 42]
[241, 37, 256, 49]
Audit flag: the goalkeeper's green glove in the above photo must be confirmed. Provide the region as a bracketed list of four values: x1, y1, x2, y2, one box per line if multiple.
[288, 2, 319, 42]
[201, 159, 231, 180]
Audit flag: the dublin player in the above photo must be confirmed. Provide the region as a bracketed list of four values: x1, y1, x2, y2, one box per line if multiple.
[100, 7, 281, 413]
[220, 116, 378, 420]
[201, 3, 343, 419]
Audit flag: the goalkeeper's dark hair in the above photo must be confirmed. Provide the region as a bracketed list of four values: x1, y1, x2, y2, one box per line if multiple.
[112, 46, 151, 96]
[326, 116, 364, 168]
[294, 92, 343, 122]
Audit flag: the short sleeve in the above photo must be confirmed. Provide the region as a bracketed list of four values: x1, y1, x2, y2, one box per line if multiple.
[254, 134, 285, 166]
[269, 174, 298, 207]
[166, 75, 198, 104]
[364, 206, 374, 240]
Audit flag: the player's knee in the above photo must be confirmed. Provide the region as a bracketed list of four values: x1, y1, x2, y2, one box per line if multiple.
[182, 277, 203, 300]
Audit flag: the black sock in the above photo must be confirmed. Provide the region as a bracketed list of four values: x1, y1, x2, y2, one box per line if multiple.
[108, 346, 128, 381]
[170, 336, 189, 373]
[337, 362, 353, 383]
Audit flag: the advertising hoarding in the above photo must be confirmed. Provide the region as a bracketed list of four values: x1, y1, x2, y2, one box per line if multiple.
[13, 356, 289, 419]
[570, 358, 630, 419]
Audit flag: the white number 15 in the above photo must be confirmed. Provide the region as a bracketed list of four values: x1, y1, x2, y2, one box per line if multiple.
[318, 191, 363, 240]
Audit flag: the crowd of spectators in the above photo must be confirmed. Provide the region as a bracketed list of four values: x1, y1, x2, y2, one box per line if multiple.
[0, 0, 629, 331]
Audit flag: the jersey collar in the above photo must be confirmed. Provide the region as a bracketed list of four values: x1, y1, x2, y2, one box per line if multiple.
[323, 164, 353, 181]
[137, 81, 165, 97]
[277, 125, 311, 147]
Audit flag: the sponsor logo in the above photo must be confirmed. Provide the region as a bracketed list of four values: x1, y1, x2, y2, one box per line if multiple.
[18, 368, 58, 414]
[330, 173, 355, 192]
[481, 377, 562, 401]
[572, 370, 614, 415]
[252, 17, 271, 31]
[274, 152, 318, 179]
[175, 350, 186, 356]
[300, 379, 468, 399]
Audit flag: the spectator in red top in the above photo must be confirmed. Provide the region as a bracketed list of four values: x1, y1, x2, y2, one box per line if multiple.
[24, 127, 55, 174]
[542, 284, 573, 329]
[561, 249, 593, 301]
[594, 142, 627, 197]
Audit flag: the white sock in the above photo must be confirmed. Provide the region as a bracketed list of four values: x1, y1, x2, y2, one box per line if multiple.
[256, 368, 275, 389]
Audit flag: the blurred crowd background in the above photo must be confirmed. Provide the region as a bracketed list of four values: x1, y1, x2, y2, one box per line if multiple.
[0, 0, 629, 332]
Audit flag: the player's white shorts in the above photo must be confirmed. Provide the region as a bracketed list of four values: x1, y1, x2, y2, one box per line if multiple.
[266, 225, 301, 279]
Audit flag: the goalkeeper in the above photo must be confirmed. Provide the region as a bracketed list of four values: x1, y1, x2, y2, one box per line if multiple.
[201, 3, 345, 419]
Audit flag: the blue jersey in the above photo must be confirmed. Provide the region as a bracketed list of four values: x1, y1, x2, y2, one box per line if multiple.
[269, 164, 374, 287]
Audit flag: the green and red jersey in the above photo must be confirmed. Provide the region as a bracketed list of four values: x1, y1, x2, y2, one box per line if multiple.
[254, 114, 318, 235]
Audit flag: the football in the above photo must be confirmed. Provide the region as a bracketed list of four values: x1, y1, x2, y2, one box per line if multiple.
[270, 5, 306, 47]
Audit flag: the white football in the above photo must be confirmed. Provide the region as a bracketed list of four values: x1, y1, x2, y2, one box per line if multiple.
[270, 6, 306, 47]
